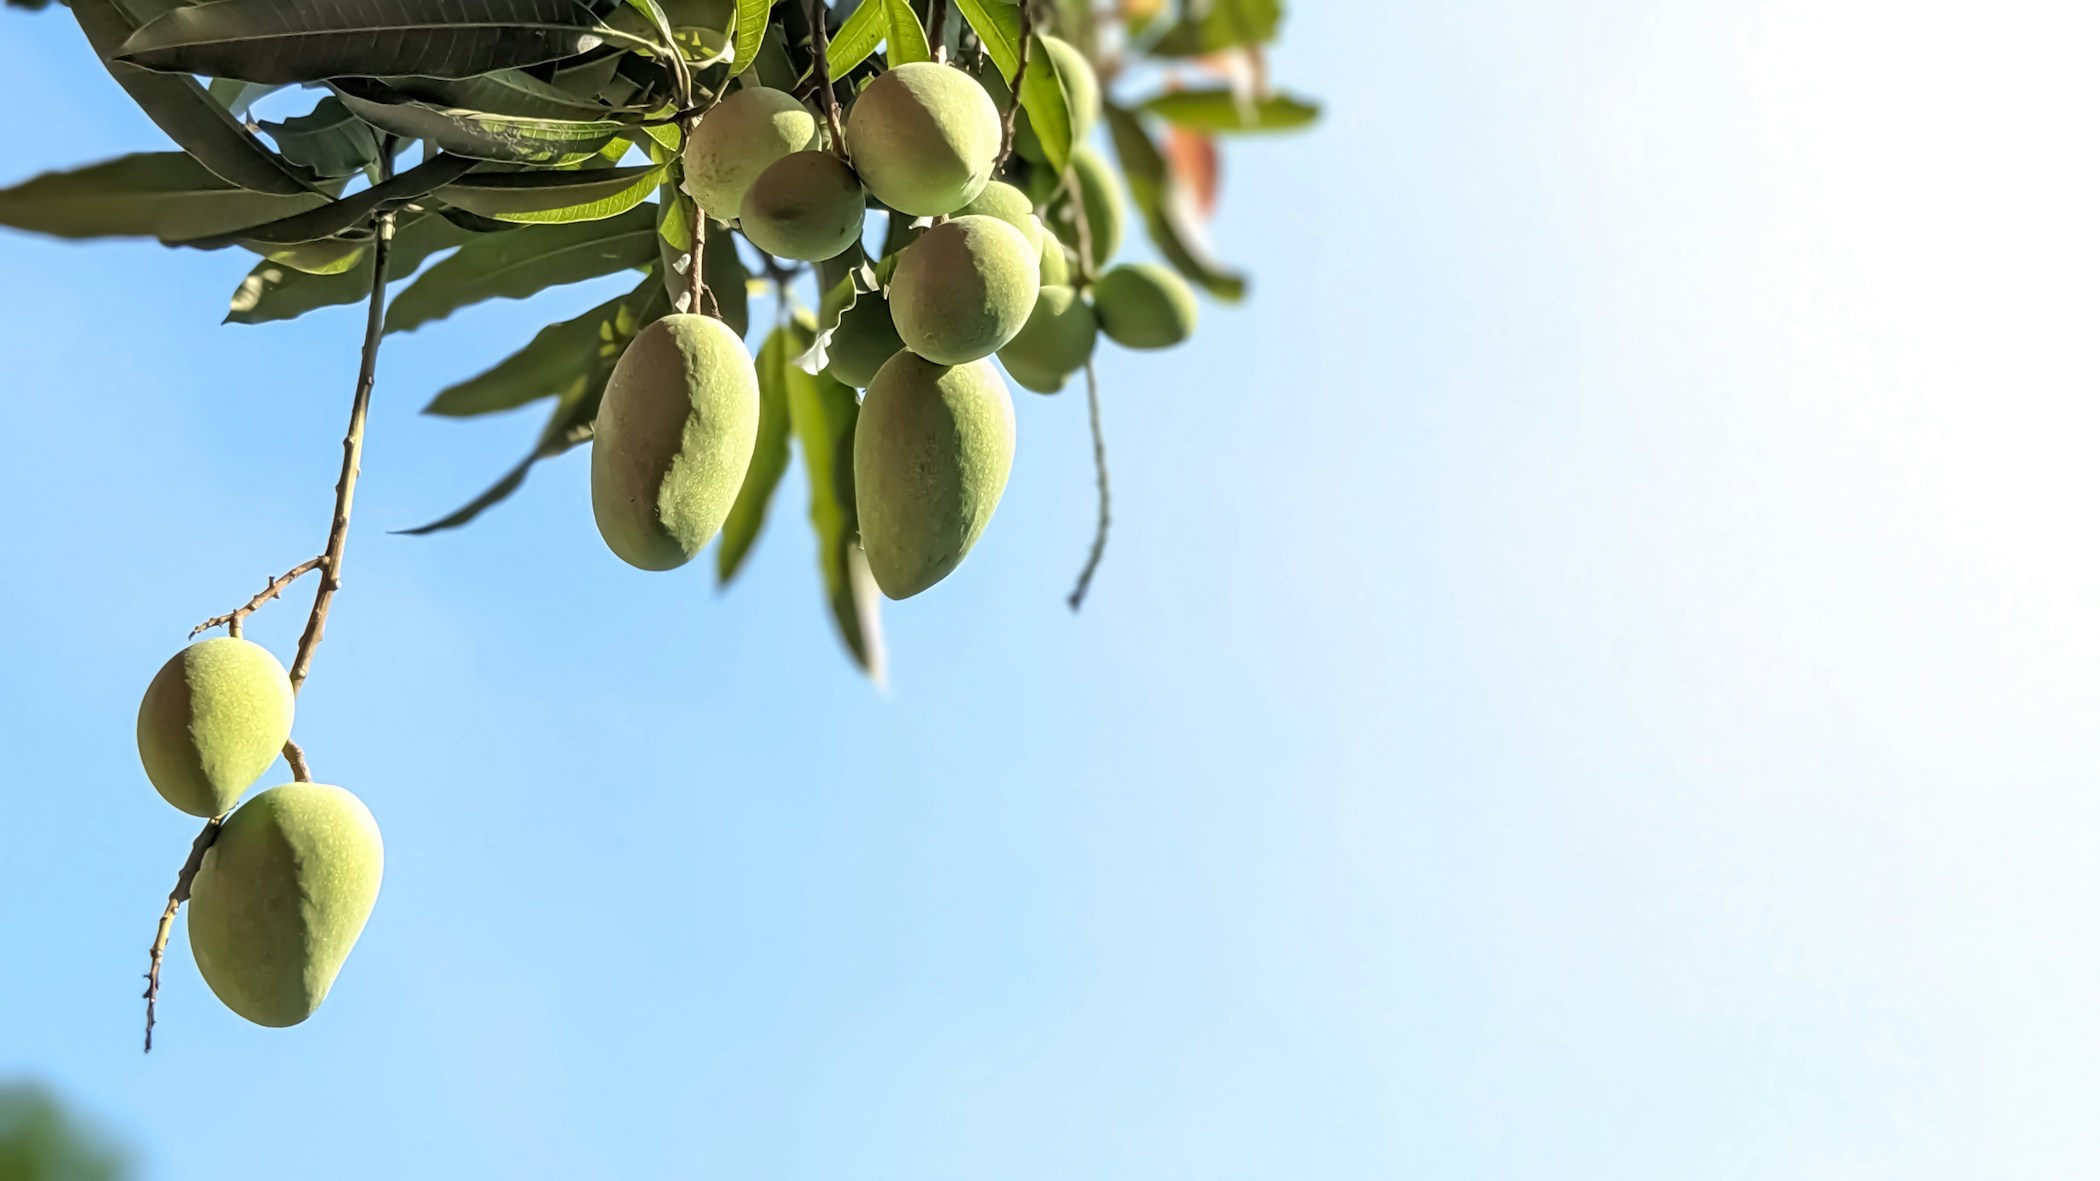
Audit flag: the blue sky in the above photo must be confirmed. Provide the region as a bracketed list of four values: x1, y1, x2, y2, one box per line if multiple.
[7, 2, 2100, 1177]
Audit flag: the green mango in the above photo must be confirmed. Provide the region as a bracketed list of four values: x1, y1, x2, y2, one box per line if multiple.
[845, 62, 1001, 216]
[1092, 263, 1198, 349]
[1036, 220, 1073, 285]
[824, 293, 905, 389]
[1044, 143, 1125, 269]
[998, 285, 1095, 394]
[853, 353, 1015, 599]
[681, 85, 819, 217]
[137, 637, 294, 818]
[591, 313, 761, 570]
[955, 181, 1044, 250]
[188, 782, 383, 1028]
[889, 215, 1041, 364]
[738, 150, 865, 261]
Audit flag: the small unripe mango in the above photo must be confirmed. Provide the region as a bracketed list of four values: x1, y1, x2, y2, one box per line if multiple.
[188, 782, 383, 1027]
[889, 215, 1041, 364]
[853, 353, 1015, 599]
[738, 150, 865, 261]
[591, 314, 760, 570]
[1037, 222, 1072, 285]
[1093, 263, 1197, 349]
[137, 637, 294, 818]
[682, 86, 819, 216]
[956, 181, 1043, 250]
[998, 286, 1095, 394]
[1045, 144, 1125, 269]
[823, 294, 905, 388]
[845, 62, 1001, 216]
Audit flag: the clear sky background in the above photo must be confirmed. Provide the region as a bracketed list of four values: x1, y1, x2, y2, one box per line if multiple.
[5, 2, 2100, 1177]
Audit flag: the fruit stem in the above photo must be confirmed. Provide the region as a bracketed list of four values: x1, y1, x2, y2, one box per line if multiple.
[142, 814, 223, 1053]
[1067, 360, 1112, 612]
[994, 0, 1036, 172]
[808, 0, 850, 163]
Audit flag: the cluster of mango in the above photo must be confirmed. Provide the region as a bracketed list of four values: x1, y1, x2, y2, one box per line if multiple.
[591, 45, 1197, 599]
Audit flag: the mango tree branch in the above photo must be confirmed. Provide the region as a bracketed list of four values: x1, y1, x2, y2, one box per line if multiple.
[995, 0, 1036, 171]
[809, 0, 849, 161]
[1067, 360, 1111, 612]
[190, 556, 324, 640]
[143, 152, 401, 1053]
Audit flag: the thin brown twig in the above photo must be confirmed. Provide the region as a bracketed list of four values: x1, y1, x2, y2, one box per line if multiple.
[144, 152, 401, 1053]
[1060, 160, 1099, 290]
[142, 815, 224, 1052]
[809, 0, 849, 161]
[190, 556, 325, 640]
[995, 0, 1036, 172]
[1067, 360, 1111, 612]
[927, 0, 949, 61]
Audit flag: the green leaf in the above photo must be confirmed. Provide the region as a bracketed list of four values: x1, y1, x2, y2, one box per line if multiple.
[1018, 34, 1078, 170]
[716, 322, 795, 584]
[437, 163, 666, 223]
[70, 0, 317, 196]
[180, 152, 480, 248]
[729, 0, 771, 76]
[820, 0, 885, 75]
[378, 69, 636, 120]
[228, 210, 469, 324]
[256, 236, 367, 275]
[115, 0, 617, 84]
[883, 0, 931, 66]
[652, 175, 752, 334]
[385, 201, 660, 333]
[206, 78, 284, 119]
[782, 315, 885, 679]
[0, 153, 326, 242]
[1103, 104, 1246, 301]
[425, 285, 641, 416]
[704, 228, 751, 337]
[795, 242, 875, 372]
[1148, 0, 1281, 56]
[257, 97, 386, 179]
[403, 276, 670, 533]
[1138, 88, 1318, 133]
[951, 0, 1021, 78]
[333, 79, 625, 166]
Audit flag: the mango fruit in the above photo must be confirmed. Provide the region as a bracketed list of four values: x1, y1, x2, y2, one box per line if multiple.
[137, 637, 294, 818]
[738, 150, 865, 261]
[1045, 143, 1125, 269]
[591, 313, 761, 569]
[888, 215, 1041, 364]
[1092, 263, 1198, 349]
[187, 782, 383, 1028]
[845, 62, 1001, 216]
[853, 353, 1015, 599]
[681, 86, 819, 217]
[956, 181, 1043, 250]
[997, 285, 1096, 394]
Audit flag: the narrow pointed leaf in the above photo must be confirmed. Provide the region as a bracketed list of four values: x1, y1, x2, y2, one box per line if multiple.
[379, 68, 640, 119]
[258, 97, 386, 178]
[114, 0, 615, 84]
[254, 236, 368, 275]
[1018, 33, 1078, 170]
[71, 0, 317, 195]
[403, 277, 668, 532]
[1138, 89, 1319, 133]
[783, 315, 884, 680]
[227, 209, 469, 324]
[820, 0, 885, 76]
[883, 0, 931, 66]
[436, 163, 666, 223]
[1104, 104, 1245, 301]
[334, 79, 624, 165]
[180, 152, 479, 248]
[716, 323, 795, 583]
[729, 0, 771, 76]
[385, 201, 660, 333]
[0, 153, 326, 242]
[951, 0, 1021, 78]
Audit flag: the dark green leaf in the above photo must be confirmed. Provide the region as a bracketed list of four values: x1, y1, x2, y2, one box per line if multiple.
[1138, 88, 1318, 133]
[782, 315, 885, 679]
[378, 69, 636, 120]
[437, 163, 666, 223]
[71, 0, 317, 195]
[1104, 104, 1245, 301]
[425, 283, 646, 415]
[0, 153, 326, 242]
[115, 0, 616, 84]
[180, 152, 479, 248]
[1018, 34, 1079, 170]
[255, 236, 368, 275]
[716, 322, 794, 584]
[206, 77, 284, 118]
[385, 200, 660, 333]
[951, 0, 1021, 78]
[729, 0, 771, 76]
[1148, 0, 1281, 56]
[334, 79, 625, 165]
[704, 228, 751, 337]
[403, 276, 669, 532]
[258, 97, 386, 178]
[227, 209, 469, 324]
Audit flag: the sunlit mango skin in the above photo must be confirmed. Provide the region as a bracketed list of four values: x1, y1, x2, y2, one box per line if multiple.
[591, 314, 760, 570]
[845, 62, 1002, 217]
[738, 150, 866, 262]
[1092, 263, 1198, 350]
[956, 181, 1044, 250]
[682, 86, 819, 217]
[188, 782, 383, 1028]
[998, 285, 1095, 393]
[853, 353, 1015, 599]
[137, 637, 294, 818]
[888, 215, 1041, 365]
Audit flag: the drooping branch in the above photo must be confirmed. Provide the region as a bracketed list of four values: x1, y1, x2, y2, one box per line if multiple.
[1067, 360, 1111, 612]
[144, 154, 401, 1053]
